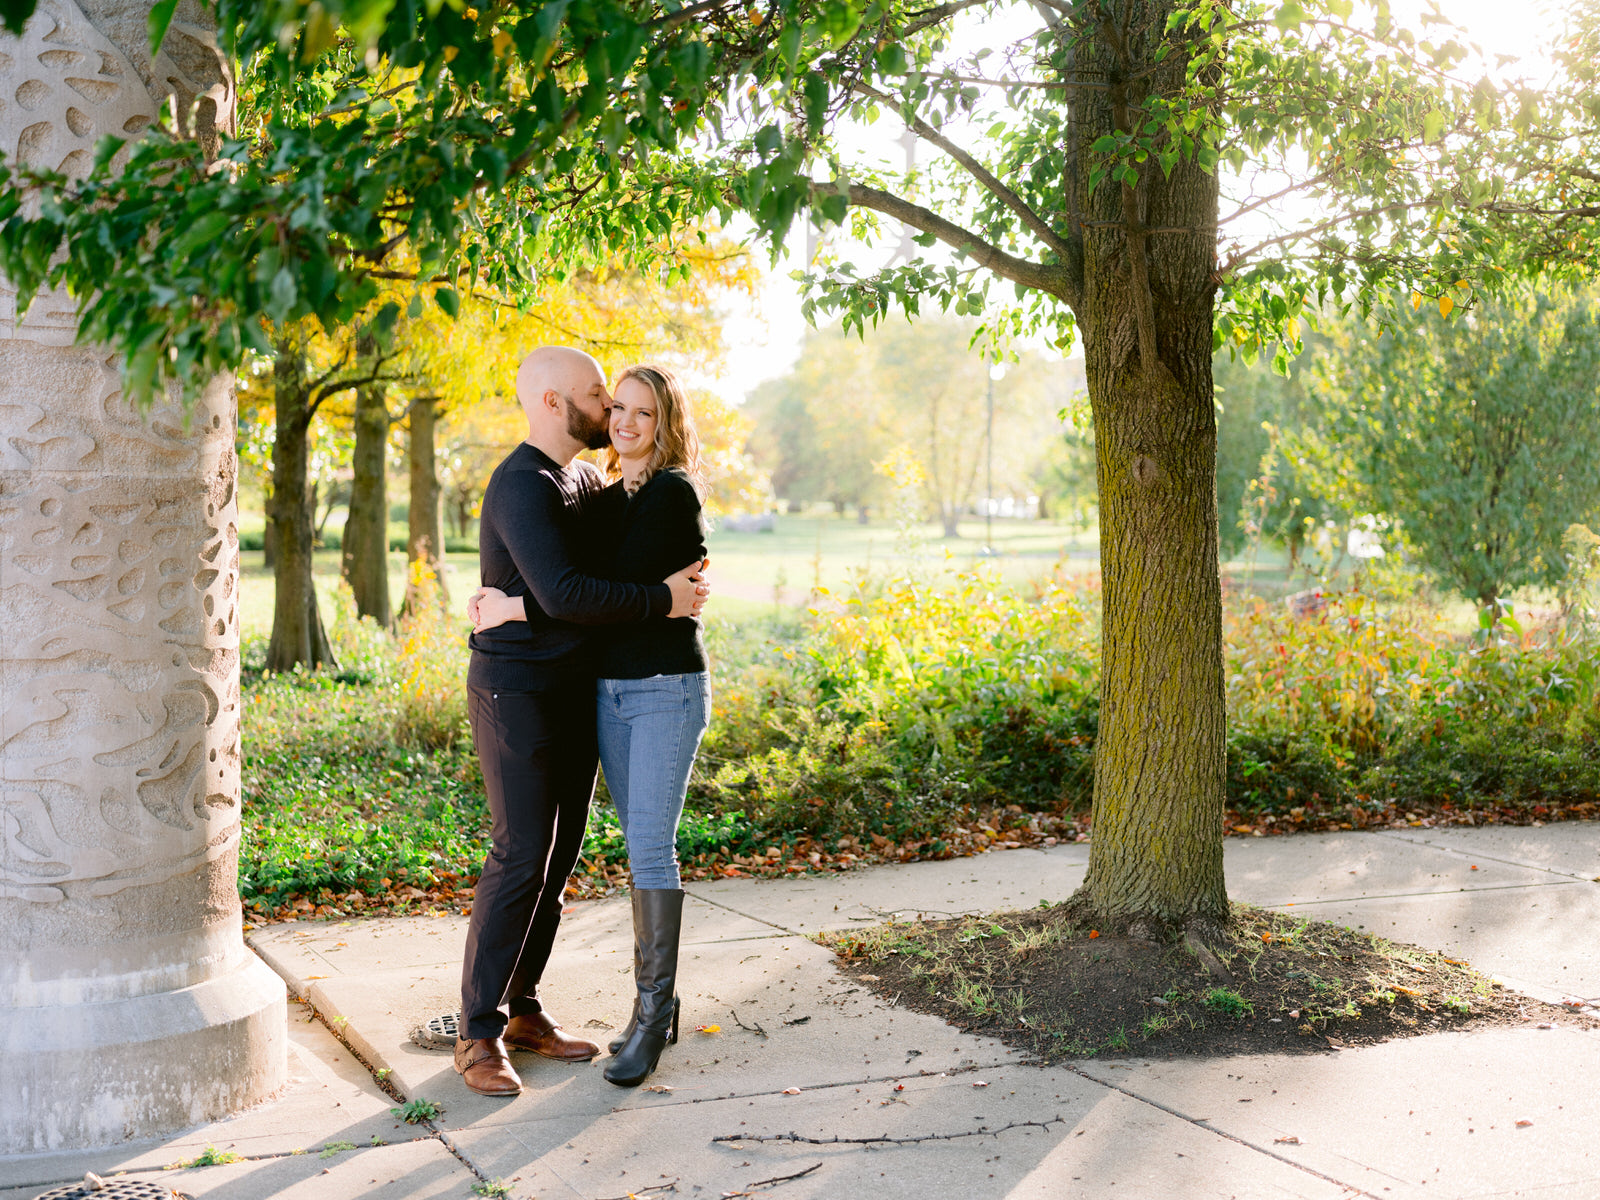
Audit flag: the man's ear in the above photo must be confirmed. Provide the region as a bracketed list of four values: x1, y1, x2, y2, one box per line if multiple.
[542, 388, 562, 412]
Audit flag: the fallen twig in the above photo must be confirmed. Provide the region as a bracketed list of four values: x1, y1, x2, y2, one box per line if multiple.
[730, 1009, 768, 1038]
[713, 1117, 1063, 1147]
[720, 1162, 823, 1196]
[595, 1180, 678, 1200]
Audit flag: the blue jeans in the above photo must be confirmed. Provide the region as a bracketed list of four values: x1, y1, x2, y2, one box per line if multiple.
[597, 673, 711, 890]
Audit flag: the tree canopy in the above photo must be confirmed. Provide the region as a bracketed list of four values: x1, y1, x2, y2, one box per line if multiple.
[1293, 285, 1600, 610]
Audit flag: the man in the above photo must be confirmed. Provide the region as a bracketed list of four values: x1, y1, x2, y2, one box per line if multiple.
[454, 346, 706, 1097]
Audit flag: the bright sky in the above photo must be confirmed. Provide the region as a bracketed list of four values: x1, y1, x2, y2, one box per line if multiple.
[700, 0, 1565, 404]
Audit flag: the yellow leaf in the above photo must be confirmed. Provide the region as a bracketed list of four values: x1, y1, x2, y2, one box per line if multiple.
[1438, 294, 1454, 318]
[443, 45, 459, 62]
[1411, 291, 1423, 311]
[696, 1024, 721, 1034]
[492, 30, 512, 57]
[1285, 317, 1301, 342]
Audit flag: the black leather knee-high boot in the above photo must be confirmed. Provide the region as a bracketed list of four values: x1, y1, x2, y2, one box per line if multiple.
[604, 888, 683, 1087]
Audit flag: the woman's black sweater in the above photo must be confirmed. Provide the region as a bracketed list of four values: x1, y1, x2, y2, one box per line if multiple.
[593, 467, 709, 679]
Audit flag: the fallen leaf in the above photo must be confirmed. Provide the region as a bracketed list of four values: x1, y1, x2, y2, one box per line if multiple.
[782, 1087, 802, 1095]
[972, 1081, 990, 1088]
[696, 1024, 721, 1034]
[1088, 930, 1100, 939]
[1274, 1135, 1302, 1145]
[1394, 985, 1423, 997]
[1516, 1120, 1533, 1128]
[645, 1085, 674, 1093]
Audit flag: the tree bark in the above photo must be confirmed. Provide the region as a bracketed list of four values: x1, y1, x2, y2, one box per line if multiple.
[1064, 1, 1229, 935]
[262, 517, 276, 569]
[266, 343, 338, 671]
[342, 381, 393, 628]
[404, 394, 448, 613]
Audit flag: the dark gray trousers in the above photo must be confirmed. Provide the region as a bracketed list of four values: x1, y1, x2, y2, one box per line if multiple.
[461, 682, 597, 1040]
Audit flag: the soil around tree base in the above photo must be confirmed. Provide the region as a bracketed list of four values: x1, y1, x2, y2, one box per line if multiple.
[822, 903, 1600, 1061]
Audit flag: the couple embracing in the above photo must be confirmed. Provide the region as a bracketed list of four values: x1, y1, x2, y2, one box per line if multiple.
[453, 346, 713, 1096]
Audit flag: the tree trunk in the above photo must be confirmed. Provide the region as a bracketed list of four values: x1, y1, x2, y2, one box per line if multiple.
[404, 394, 448, 613]
[1065, 0, 1228, 936]
[342, 382, 393, 628]
[266, 344, 337, 671]
[262, 517, 276, 569]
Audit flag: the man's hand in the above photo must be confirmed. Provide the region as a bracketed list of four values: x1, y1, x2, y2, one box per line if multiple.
[665, 558, 710, 619]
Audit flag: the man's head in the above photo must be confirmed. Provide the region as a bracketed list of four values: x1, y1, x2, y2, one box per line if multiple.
[515, 346, 611, 461]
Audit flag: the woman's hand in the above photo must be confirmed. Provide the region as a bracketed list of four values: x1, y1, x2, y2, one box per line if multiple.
[469, 586, 525, 633]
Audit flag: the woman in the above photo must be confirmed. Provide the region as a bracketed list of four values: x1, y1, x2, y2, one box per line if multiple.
[472, 363, 710, 1088]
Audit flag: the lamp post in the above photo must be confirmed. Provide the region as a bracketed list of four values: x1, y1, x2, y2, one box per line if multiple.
[986, 362, 1006, 554]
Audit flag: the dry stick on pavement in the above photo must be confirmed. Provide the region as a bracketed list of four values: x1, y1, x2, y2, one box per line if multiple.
[714, 1117, 1064, 1146]
[730, 1009, 768, 1038]
[722, 1162, 824, 1196]
[595, 1181, 680, 1200]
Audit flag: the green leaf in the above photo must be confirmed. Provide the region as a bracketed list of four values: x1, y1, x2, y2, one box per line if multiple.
[1422, 109, 1445, 143]
[434, 287, 459, 319]
[1273, 1, 1306, 31]
[147, 0, 179, 54]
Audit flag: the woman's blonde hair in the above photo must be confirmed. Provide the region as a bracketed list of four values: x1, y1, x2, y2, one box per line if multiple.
[604, 363, 704, 493]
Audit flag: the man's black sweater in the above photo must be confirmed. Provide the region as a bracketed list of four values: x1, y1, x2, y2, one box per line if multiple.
[468, 442, 670, 690]
[593, 467, 708, 680]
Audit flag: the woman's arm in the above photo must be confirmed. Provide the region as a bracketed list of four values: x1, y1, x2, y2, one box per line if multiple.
[468, 586, 527, 633]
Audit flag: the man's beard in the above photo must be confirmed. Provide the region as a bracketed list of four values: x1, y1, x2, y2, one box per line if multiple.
[565, 397, 611, 450]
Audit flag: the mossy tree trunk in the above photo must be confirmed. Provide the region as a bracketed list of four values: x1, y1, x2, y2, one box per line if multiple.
[1067, 0, 1228, 935]
[341, 380, 394, 629]
[266, 342, 338, 672]
[403, 393, 448, 614]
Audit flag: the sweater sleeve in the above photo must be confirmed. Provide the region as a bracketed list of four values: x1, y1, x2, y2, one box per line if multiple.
[501, 469, 671, 624]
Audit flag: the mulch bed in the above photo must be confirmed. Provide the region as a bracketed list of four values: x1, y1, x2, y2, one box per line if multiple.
[824, 904, 1600, 1061]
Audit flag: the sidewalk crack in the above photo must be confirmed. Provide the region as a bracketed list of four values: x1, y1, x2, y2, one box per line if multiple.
[1063, 1064, 1384, 1200]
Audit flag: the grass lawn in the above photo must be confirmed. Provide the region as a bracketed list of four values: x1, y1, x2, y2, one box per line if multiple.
[235, 508, 1354, 636]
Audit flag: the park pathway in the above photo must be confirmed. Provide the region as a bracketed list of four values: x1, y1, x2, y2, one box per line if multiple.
[3, 823, 1599, 1199]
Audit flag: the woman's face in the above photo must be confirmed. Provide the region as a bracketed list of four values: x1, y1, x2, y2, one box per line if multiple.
[610, 377, 659, 465]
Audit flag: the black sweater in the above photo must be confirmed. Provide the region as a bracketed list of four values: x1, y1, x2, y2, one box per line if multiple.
[593, 468, 709, 680]
[468, 443, 670, 690]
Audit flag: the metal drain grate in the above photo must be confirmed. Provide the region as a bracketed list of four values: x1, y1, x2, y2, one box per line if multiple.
[35, 1179, 189, 1200]
[410, 1010, 459, 1050]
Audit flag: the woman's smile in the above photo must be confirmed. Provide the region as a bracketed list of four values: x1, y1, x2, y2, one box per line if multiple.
[610, 377, 658, 463]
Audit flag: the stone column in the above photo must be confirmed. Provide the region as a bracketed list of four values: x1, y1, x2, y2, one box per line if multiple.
[0, 0, 286, 1153]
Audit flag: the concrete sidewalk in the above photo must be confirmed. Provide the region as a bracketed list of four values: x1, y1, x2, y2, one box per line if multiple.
[4, 824, 1599, 1200]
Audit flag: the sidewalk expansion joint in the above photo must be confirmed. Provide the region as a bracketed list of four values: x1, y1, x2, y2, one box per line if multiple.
[1372, 831, 1600, 884]
[1063, 1064, 1382, 1200]
[681, 892, 806, 937]
[1267, 878, 1584, 908]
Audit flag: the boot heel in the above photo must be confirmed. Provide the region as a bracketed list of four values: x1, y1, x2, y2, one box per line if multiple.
[668, 998, 680, 1045]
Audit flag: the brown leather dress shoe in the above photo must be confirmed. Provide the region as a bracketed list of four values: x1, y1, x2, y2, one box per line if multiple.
[453, 1037, 521, 1096]
[504, 1012, 601, 1061]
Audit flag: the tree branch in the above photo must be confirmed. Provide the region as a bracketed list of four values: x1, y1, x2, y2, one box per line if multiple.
[824, 181, 1080, 307]
[901, 0, 991, 38]
[854, 82, 1078, 263]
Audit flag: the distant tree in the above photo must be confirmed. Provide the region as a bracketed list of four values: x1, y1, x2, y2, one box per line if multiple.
[747, 331, 890, 516]
[1296, 287, 1600, 612]
[1212, 348, 1323, 565]
[748, 319, 1073, 531]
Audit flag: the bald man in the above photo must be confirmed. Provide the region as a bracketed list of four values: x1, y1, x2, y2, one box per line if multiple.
[454, 347, 706, 1098]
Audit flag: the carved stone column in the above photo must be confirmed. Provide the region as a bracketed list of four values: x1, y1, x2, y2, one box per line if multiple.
[0, 0, 286, 1153]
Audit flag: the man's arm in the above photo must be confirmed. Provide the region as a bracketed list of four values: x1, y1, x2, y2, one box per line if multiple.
[499, 471, 699, 624]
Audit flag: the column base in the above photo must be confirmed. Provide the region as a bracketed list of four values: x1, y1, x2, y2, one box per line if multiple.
[0, 952, 288, 1155]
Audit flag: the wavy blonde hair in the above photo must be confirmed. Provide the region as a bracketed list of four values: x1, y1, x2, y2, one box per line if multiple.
[604, 363, 705, 494]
